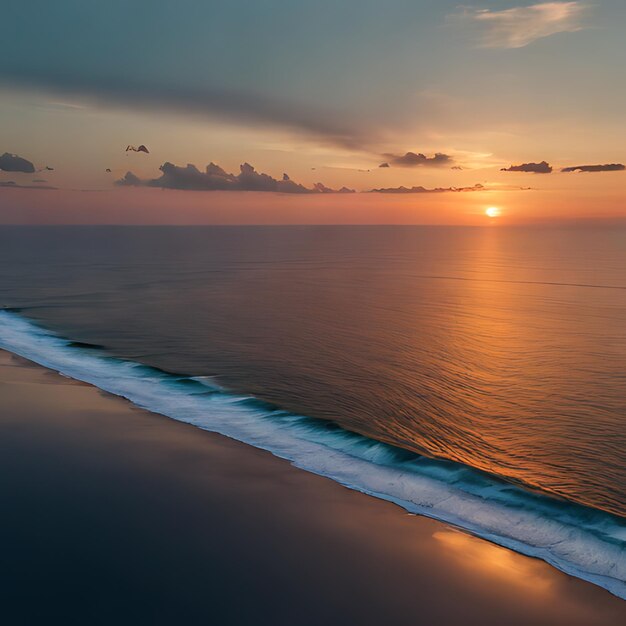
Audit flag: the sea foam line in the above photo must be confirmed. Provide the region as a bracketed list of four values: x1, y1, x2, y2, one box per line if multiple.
[0, 310, 624, 599]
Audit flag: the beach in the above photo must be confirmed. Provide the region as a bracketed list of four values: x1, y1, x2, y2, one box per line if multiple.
[0, 348, 624, 626]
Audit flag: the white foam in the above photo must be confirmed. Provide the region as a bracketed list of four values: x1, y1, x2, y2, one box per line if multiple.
[0, 310, 624, 598]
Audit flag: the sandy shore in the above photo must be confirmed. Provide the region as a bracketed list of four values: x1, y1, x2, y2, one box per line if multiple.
[0, 349, 624, 625]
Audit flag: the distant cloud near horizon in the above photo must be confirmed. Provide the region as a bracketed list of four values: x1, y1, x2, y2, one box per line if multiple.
[370, 184, 485, 194]
[0, 152, 35, 173]
[458, 2, 588, 49]
[382, 152, 454, 168]
[562, 163, 625, 172]
[117, 161, 355, 194]
[501, 161, 552, 174]
[0, 180, 56, 190]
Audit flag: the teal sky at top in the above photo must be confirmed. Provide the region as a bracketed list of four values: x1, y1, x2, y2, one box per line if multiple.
[2, 0, 625, 147]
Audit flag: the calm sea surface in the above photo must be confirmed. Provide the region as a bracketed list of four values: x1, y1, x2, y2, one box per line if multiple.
[1, 225, 625, 516]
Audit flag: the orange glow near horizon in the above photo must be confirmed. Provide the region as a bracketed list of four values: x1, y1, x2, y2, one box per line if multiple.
[1, 83, 625, 225]
[0, 182, 625, 226]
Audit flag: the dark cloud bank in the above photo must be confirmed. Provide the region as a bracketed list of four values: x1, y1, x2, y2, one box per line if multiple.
[562, 163, 625, 173]
[0, 152, 35, 173]
[0, 72, 367, 149]
[380, 152, 454, 168]
[118, 161, 497, 195]
[117, 162, 355, 194]
[501, 161, 552, 174]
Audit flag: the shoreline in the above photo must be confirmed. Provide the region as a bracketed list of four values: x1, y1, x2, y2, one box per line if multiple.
[1, 309, 624, 600]
[0, 348, 624, 625]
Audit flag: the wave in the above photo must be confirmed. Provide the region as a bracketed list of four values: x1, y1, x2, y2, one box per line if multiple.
[0, 309, 624, 598]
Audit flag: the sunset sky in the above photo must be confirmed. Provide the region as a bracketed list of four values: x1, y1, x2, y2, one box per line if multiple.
[1, 1, 624, 224]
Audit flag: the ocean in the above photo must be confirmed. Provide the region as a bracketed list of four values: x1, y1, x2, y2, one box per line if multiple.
[0, 225, 624, 596]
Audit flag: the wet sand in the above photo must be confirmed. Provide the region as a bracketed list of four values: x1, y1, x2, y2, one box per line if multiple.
[0, 349, 624, 625]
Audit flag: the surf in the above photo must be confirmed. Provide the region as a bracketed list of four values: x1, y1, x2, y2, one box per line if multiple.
[0, 309, 624, 599]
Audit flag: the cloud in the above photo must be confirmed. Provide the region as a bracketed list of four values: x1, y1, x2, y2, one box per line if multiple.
[0, 180, 56, 189]
[0, 152, 35, 173]
[0, 73, 367, 149]
[117, 161, 354, 194]
[312, 182, 355, 194]
[501, 161, 552, 173]
[382, 152, 454, 167]
[117, 171, 143, 186]
[370, 184, 485, 194]
[459, 2, 589, 49]
[561, 163, 625, 172]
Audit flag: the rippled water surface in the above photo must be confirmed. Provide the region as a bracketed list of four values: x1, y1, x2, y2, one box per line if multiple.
[1, 225, 625, 516]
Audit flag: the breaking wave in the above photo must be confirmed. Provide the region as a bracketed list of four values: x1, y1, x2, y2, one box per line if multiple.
[0, 309, 624, 598]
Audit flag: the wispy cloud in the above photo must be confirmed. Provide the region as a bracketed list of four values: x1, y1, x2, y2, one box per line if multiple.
[458, 2, 589, 49]
[370, 183, 531, 193]
[370, 184, 485, 194]
[0, 73, 369, 150]
[0, 180, 56, 190]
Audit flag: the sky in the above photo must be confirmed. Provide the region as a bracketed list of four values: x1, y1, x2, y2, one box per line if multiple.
[0, 0, 624, 224]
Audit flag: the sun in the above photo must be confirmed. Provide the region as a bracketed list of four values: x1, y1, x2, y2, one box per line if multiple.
[485, 207, 501, 218]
